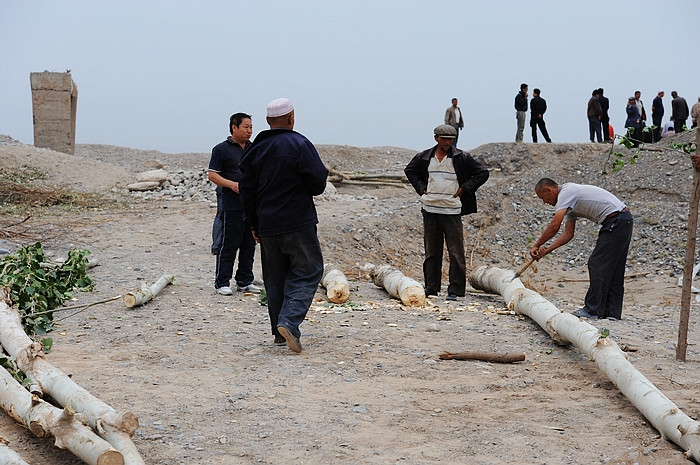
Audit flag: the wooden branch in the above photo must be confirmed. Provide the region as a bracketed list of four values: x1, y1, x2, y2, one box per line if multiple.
[438, 351, 526, 363]
[369, 264, 425, 307]
[331, 179, 406, 187]
[678, 129, 700, 361]
[321, 264, 350, 304]
[0, 302, 144, 464]
[469, 264, 700, 462]
[123, 274, 173, 308]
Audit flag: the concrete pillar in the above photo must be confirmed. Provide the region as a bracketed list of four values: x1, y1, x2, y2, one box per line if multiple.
[30, 71, 78, 155]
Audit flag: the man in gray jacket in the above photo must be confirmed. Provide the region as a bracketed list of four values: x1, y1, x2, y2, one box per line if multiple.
[444, 98, 464, 147]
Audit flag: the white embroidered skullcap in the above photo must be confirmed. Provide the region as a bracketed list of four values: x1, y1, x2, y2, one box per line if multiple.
[266, 98, 294, 117]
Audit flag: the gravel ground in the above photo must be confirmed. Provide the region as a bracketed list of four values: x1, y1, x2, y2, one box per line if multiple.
[1, 131, 699, 464]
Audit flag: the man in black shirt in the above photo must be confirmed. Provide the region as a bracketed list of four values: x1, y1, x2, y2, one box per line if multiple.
[530, 88, 552, 143]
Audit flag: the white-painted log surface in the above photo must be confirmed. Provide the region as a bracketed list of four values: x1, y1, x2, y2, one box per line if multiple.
[370, 264, 425, 307]
[0, 302, 144, 464]
[0, 367, 124, 465]
[321, 264, 350, 303]
[469, 265, 700, 462]
[0, 440, 31, 465]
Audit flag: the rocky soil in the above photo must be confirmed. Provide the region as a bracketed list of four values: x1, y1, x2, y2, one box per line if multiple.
[0, 131, 699, 465]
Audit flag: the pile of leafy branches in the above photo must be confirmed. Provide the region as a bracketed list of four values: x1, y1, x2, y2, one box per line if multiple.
[0, 242, 93, 335]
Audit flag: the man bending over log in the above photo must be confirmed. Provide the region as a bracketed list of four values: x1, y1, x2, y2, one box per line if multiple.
[530, 178, 633, 320]
[404, 124, 489, 301]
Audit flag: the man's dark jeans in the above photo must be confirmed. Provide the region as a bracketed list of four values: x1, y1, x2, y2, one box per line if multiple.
[260, 227, 323, 339]
[584, 210, 633, 319]
[422, 210, 466, 296]
[214, 210, 256, 289]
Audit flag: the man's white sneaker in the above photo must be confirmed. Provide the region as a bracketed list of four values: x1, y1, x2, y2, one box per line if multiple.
[237, 283, 262, 294]
[216, 286, 233, 296]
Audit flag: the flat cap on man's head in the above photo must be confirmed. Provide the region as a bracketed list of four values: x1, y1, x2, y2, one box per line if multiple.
[434, 124, 457, 138]
[266, 98, 294, 117]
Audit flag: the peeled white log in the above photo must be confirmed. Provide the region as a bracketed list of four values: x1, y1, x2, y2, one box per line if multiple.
[0, 367, 124, 465]
[0, 302, 144, 464]
[126, 181, 160, 192]
[370, 264, 425, 307]
[123, 274, 174, 308]
[469, 265, 700, 462]
[135, 169, 167, 184]
[321, 264, 350, 303]
[0, 439, 31, 465]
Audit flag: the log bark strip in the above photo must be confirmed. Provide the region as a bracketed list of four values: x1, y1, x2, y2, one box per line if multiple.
[438, 351, 526, 363]
[123, 274, 174, 308]
[321, 264, 350, 304]
[469, 265, 700, 462]
[0, 302, 144, 464]
[370, 264, 425, 307]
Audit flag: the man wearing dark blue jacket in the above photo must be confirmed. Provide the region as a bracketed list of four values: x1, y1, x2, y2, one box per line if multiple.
[404, 125, 489, 300]
[239, 98, 328, 353]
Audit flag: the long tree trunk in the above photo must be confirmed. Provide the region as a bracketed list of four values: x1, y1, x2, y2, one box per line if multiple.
[0, 365, 124, 465]
[469, 265, 700, 462]
[0, 302, 144, 464]
[321, 264, 350, 303]
[370, 264, 425, 307]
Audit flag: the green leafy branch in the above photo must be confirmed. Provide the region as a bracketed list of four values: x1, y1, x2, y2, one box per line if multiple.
[0, 242, 94, 336]
[603, 127, 697, 174]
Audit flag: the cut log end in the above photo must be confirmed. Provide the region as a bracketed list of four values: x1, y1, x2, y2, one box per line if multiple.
[399, 286, 426, 307]
[97, 450, 125, 465]
[327, 285, 350, 304]
[122, 293, 137, 308]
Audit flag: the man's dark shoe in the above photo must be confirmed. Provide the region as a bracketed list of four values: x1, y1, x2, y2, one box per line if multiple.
[273, 335, 286, 346]
[573, 308, 598, 320]
[446, 292, 458, 301]
[425, 290, 438, 297]
[277, 326, 302, 353]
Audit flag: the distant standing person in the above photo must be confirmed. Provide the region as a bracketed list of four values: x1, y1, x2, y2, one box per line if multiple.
[598, 88, 611, 143]
[691, 97, 700, 129]
[444, 98, 464, 147]
[239, 98, 328, 353]
[404, 125, 489, 300]
[530, 178, 633, 320]
[651, 90, 665, 142]
[514, 83, 528, 143]
[529, 88, 552, 143]
[207, 113, 260, 296]
[625, 97, 642, 147]
[671, 91, 689, 133]
[587, 89, 603, 143]
[634, 90, 647, 125]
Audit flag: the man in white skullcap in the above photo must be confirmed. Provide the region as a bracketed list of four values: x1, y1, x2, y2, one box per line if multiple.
[239, 98, 328, 353]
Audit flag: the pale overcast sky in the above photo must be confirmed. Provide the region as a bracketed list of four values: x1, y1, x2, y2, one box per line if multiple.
[1, 0, 699, 153]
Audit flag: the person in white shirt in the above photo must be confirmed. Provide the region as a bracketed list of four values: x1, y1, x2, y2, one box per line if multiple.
[530, 178, 633, 320]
